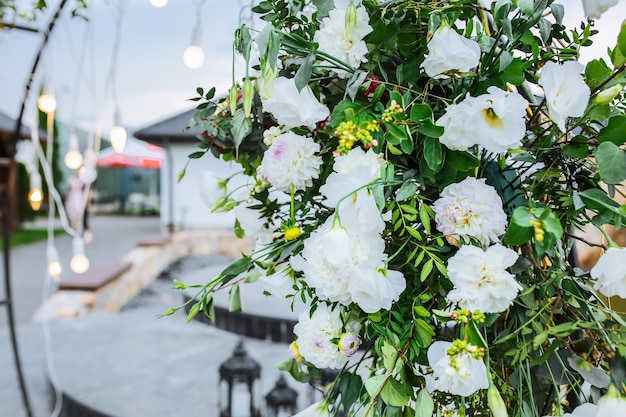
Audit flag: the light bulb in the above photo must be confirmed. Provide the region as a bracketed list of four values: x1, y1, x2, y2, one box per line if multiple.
[110, 125, 127, 153]
[64, 150, 83, 170]
[47, 246, 62, 280]
[70, 237, 90, 274]
[28, 172, 43, 211]
[38, 82, 57, 113]
[183, 45, 204, 69]
[149, 0, 168, 7]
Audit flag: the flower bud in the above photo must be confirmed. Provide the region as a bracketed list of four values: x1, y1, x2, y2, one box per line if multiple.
[229, 85, 238, 115]
[284, 225, 302, 241]
[260, 60, 278, 100]
[594, 84, 624, 105]
[487, 382, 508, 417]
[345, 0, 357, 39]
[338, 332, 361, 357]
[243, 78, 254, 118]
[289, 341, 304, 362]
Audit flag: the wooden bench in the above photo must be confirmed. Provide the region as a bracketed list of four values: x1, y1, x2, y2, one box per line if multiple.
[58, 258, 133, 291]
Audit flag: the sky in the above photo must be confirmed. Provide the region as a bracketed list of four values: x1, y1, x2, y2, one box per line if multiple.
[0, 0, 624, 137]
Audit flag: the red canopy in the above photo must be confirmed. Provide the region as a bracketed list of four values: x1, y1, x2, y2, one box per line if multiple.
[97, 138, 164, 170]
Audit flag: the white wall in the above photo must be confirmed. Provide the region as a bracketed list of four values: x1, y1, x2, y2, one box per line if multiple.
[160, 144, 242, 230]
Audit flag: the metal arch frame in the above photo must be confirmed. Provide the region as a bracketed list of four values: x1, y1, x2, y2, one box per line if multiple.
[1, 1, 70, 416]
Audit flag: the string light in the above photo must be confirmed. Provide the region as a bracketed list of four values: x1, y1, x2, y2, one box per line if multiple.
[70, 237, 90, 274]
[183, 0, 207, 69]
[110, 125, 127, 153]
[64, 132, 83, 169]
[149, 0, 168, 7]
[46, 245, 62, 280]
[28, 172, 44, 211]
[37, 82, 57, 114]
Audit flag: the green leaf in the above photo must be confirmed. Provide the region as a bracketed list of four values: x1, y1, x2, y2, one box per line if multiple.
[420, 259, 433, 282]
[517, 0, 534, 15]
[396, 180, 418, 202]
[365, 374, 387, 398]
[294, 53, 316, 91]
[596, 142, 626, 185]
[381, 378, 411, 407]
[585, 59, 612, 90]
[219, 256, 253, 286]
[417, 121, 444, 138]
[419, 203, 432, 235]
[539, 208, 563, 240]
[576, 189, 626, 227]
[415, 389, 434, 417]
[228, 283, 242, 312]
[311, 0, 334, 19]
[231, 109, 252, 155]
[386, 123, 408, 140]
[382, 341, 398, 372]
[503, 219, 533, 246]
[414, 318, 435, 347]
[177, 167, 186, 183]
[447, 150, 480, 172]
[413, 305, 430, 318]
[423, 137, 443, 171]
[345, 70, 368, 101]
[186, 303, 200, 323]
[563, 135, 589, 159]
[618, 20, 626, 58]
[597, 115, 626, 145]
[410, 104, 433, 122]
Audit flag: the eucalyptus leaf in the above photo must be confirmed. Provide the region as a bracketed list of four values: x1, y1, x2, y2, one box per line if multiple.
[295, 53, 316, 91]
[228, 283, 242, 312]
[596, 141, 626, 184]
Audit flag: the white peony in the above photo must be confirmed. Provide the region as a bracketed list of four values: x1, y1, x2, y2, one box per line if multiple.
[198, 170, 229, 209]
[437, 87, 528, 153]
[261, 132, 322, 192]
[446, 244, 521, 313]
[591, 247, 626, 298]
[347, 266, 406, 313]
[582, 0, 619, 19]
[432, 177, 508, 246]
[427, 341, 489, 397]
[314, 0, 372, 78]
[261, 77, 330, 129]
[539, 61, 591, 132]
[421, 26, 481, 78]
[293, 304, 348, 369]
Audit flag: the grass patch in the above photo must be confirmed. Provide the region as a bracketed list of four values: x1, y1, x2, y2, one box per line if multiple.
[0, 228, 64, 251]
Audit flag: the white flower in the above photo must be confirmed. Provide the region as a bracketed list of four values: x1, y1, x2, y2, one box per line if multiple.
[436, 87, 528, 153]
[293, 304, 348, 369]
[421, 26, 481, 78]
[427, 341, 489, 397]
[332, 147, 384, 180]
[258, 265, 295, 298]
[338, 332, 362, 357]
[539, 61, 591, 132]
[291, 402, 331, 417]
[582, 0, 619, 19]
[320, 217, 354, 268]
[261, 132, 322, 192]
[347, 266, 406, 313]
[261, 77, 330, 129]
[542, 403, 597, 417]
[314, 1, 372, 78]
[447, 244, 521, 313]
[198, 170, 229, 209]
[591, 247, 626, 298]
[596, 385, 626, 415]
[432, 177, 508, 246]
[262, 125, 284, 147]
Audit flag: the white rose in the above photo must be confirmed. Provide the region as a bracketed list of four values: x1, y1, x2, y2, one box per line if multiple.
[261, 77, 330, 129]
[591, 247, 626, 298]
[432, 177, 508, 246]
[446, 244, 521, 313]
[348, 266, 406, 313]
[582, 0, 619, 19]
[539, 61, 591, 132]
[421, 26, 481, 78]
[427, 341, 489, 397]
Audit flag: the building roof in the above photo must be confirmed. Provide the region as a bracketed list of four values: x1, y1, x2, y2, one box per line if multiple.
[133, 108, 203, 145]
[0, 110, 31, 140]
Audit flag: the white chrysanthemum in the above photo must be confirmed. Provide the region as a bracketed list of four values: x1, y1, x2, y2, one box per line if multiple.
[432, 177, 508, 246]
[198, 170, 229, 209]
[261, 77, 330, 129]
[539, 61, 591, 132]
[436, 86, 528, 153]
[314, 2, 372, 78]
[347, 266, 405, 313]
[427, 341, 489, 397]
[261, 132, 322, 192]
[446, 244, 521, 313]
[582, 0, 619, 19]
[293, 304, 347, 369]
[421, 26, 481, 78]
[591, 247, 626, 298]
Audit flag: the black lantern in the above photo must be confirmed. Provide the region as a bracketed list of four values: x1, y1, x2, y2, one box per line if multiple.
[265, 374, 298, 417]
[308, 368, 340, 404]
[219, 340, 261, 417]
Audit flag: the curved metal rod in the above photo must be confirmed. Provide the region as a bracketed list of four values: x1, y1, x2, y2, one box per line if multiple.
[4, 1, 70, 417]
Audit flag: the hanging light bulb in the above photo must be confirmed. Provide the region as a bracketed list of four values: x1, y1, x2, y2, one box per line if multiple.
[183, 26, 204, 69]
[64, 132, 84, 169]
[149, 0, 168, 7]
[110, 109, 127, 153]
[47, 245, 62, 280]
[28, 172, 43, 211]
[70, 237, 90, 274]
[37, 81, 57, 114]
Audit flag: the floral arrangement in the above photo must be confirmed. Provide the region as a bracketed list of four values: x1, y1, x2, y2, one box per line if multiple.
[178, 0, 626, 416]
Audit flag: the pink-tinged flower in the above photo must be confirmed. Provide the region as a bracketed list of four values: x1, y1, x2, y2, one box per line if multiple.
[591, 247, 626, 298]
[446, 244, 521, 314]
[539, 61, 591, 132]
[261, 77, 330, 129]
[432, 177, 508, 246]
[261, 132, 322, 192]
[338, 332, 361, 357]
[421, 26, 481, 78]
[427, 341, 489, 397]
[293, 304, 347, 369]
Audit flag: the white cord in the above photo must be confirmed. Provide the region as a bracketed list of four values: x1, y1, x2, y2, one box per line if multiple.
[41, 268, 63, 417]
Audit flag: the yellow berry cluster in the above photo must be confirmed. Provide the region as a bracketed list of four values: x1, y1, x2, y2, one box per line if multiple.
[334, 120, 380, 156]
[447, 339, 486, 369]
[530, 220, 545, 242]
[381, 99, 403, 122]
[448, 309, 485, 324]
